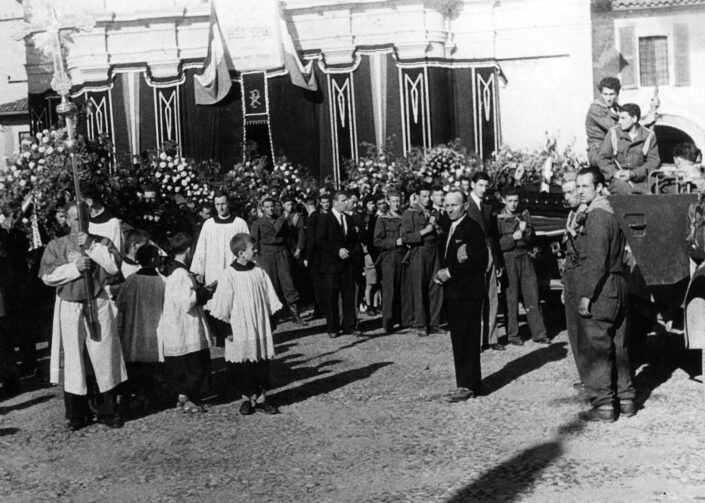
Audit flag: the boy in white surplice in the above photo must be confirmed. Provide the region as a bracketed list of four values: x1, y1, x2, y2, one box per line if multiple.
[210, 233, 282, 416]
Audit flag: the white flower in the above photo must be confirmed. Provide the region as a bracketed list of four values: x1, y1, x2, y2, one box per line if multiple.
[0, 183, 4, 190]
[175, 186, 181, 192]
[159, 161, 166, 168]
[181, 180, 188, 187]
[35, 132, 43, 140]
[38, 146, 45, 154]
[155, 172, 162, 178]
[177, 165, 184, 172]
[19, 179, 27, 187]
[159, 152, 167, 160]
[31, 144, 37, 151]
[30, 175, 36, 183]
[167, 185, 172, 190]
[57, 146, 64, 153]
[22, 151, 30, 158]
[154, 215, 160, 222]
[29, 161, 35, 169]
[42, 136, 49, 144]
[45, 147, 53, 155]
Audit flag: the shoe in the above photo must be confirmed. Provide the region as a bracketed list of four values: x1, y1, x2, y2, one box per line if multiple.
[619, 399, 635, 417]
[415, 328, 429, 337]
[578, 406, 616, 422]
[533, 336, 551, 344]
[183, 401, 206, 414]
[289, 304, 307, 326]
[442, 387, 476, 403]
[508, 338, 524, 346]
[328, 332, 340, 339]
[256, 401, 280, 415]
[344, 329, 365, 338]
[367, 307, 378, 316]
[98, 414, 125, 429]
[239, 400, 255, 416]
[572, 382, 585, 391]
[67, 417, 89, 431]
[426, 327, 447, 336]
[490, 344, 506, 351]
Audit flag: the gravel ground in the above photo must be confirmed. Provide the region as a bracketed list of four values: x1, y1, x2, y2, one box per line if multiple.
[0, 305, 703, 503]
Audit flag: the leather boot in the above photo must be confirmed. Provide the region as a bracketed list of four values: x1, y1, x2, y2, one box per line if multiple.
[289, 303, 306, 326]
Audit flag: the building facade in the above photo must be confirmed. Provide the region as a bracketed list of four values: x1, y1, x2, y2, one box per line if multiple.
[23, 0, 593, 179]
[0, 0, 29, 163]
[592, 0, 703, 163]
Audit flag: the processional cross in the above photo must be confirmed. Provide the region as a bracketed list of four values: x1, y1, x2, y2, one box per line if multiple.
[14, 4, 100, 339]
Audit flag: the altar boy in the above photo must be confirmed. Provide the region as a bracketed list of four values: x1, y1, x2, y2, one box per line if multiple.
[210, 233, 282, 416]
[157, 233, 214, 413]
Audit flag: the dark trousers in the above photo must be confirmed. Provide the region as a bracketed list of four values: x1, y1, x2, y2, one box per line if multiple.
[563, 268, 585, 382]
[379, 250, 404, 331]
[205, 311, 231, 347]
[310, 264, 324, 316]
[406, 246, 443, 329]
[503, 251, 547, 341]
[446, 298, 483, 391]
[321, 264, 357, 334]
[165, 349, 210, 405]
[64, 347, 118, 421]
[230, 360, 270, 398]
[400, 264, 415, 328]
[258, 246, 299, 306]
[577, 275, 635, 407]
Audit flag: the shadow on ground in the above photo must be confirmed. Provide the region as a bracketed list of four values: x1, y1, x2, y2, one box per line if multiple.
[268, 361, 393, 407]
[0, 393, 54, 415]
[446, 418, 586, 502]
[482, 342, 568, 395]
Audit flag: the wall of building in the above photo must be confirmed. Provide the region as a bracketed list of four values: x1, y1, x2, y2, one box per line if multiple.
[21, 0, 593, 162]
[593, 3, 705, 154]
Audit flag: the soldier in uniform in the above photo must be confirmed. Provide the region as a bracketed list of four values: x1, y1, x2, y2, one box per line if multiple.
[373, 191, 406, 333]
[573, 167, 635, 422]
[561, 176, 587, 390]
[251, 197, 305, 326]
[597, 103, 660, 195]
[400, 185, 443, 337]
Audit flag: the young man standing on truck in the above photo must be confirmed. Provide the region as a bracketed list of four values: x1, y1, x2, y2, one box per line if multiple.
[574, 167, 635, 422]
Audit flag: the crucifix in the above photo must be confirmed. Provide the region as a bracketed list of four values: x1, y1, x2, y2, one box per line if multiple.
[14, 4, 100, 340]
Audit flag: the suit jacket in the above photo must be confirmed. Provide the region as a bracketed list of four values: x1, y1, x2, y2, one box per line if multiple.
[315, 211, 363, 274]
[304, 210, 322, 265]
[440, 215, 488, 301]
[466, 197, 501, 266]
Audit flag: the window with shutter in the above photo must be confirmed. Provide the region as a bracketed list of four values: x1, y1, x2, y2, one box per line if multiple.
[674, 24, 690, 87]
[639, 36, 669, 87]
[619, 26, 636, 89]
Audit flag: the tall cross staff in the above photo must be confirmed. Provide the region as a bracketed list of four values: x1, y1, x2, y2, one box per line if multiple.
[15, 5, 100, 340]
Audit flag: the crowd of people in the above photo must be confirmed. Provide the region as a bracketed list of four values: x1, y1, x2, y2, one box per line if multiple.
[1, 73, 704, 430]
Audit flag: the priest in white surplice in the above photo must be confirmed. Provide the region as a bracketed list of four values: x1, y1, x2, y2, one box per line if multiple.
[39, 202, 128, 430]
[190, 192, 248, 345]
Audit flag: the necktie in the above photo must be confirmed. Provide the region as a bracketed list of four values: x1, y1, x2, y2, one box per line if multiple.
[340, 213, 347, 236]
[445, 221, 457, 259]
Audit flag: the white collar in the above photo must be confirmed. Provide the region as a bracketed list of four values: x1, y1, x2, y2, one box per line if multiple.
[470, 192, 483, 208]
[332, 208, 344, 220]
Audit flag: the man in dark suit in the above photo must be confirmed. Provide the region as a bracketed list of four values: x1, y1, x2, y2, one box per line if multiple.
[435, 189, 489, 402]
[467, 171, 505, 351]
[315, 191, 363, 337]
[304, 194, 330, 320]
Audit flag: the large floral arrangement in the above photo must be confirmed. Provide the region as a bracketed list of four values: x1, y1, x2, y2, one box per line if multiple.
[1, 128, 112, 236]
[268, 157, 319, 202]
[153, 152, 215, 207]
[485, 135, 585, 191]
[213, 156, 316, 223]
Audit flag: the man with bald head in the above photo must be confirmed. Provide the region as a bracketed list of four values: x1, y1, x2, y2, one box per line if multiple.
[434, 190, 488, 402]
